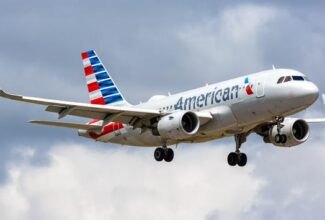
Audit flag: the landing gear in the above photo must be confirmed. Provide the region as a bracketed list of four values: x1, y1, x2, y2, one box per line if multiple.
[275, 116, 287, 144]
[227, 152, 248, 167]
[154, 147, 174, 162]
[275, 134, 287, 144]
[154, 148, 165, 161]
[227, 133, 248, 167]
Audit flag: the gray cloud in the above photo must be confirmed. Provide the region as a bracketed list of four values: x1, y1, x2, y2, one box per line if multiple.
[1, 137, 325, 220]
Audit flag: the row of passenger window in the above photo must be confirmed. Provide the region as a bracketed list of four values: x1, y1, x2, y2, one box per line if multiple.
[277, 76, 309, 84]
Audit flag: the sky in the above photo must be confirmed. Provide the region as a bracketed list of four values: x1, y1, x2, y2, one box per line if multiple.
[1, 0, 325, 219]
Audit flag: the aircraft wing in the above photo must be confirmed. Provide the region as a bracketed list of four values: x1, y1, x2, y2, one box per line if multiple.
[305, 118, 325, 123]
[0, 89, 161, 125]
[0, 89, 213, 127]
[29, 120, 102, 130]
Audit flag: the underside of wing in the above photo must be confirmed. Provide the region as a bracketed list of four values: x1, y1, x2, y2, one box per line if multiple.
[0, 89, 161, 124]
[29, 120, 102, 130]
[305, 118, 325, 123]
[0, 89, 214, 129]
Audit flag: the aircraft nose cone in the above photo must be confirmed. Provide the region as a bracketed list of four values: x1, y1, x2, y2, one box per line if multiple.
[304, 82, 319, 103]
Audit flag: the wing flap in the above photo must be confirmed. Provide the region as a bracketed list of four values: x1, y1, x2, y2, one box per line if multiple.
[29, 120, 101, 130]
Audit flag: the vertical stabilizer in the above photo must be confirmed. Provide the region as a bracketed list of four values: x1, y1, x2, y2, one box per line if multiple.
[81, 50, 130, 106]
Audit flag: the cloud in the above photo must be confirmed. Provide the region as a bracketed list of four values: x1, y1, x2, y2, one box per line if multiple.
[176, 5, 277, 81]
[0, 143, 265, 220]
[1, 135, 325, 220]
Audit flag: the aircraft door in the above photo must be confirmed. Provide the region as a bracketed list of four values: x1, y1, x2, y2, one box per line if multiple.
[256, 81, 265, 98]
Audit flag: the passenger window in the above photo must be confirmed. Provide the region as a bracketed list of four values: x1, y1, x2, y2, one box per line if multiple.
[292, 76, 304, 81]
[284, 76, 292, 82]
[277, 77, 285, 84]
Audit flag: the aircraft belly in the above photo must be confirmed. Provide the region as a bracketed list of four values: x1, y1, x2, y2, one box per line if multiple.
[232, 98, 273, 125]
[109, 128, 163, 147]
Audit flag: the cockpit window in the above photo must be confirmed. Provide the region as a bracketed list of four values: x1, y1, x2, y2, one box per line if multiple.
[284, 76, 292, 82]
[277, 76, 285, 84]
[292, 76, 304, 81]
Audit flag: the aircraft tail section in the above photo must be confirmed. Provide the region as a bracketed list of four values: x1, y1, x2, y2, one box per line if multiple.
[81, 50, 130, 106]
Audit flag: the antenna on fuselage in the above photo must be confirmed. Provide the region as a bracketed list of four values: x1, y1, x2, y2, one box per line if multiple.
[272, 65, 276, 70]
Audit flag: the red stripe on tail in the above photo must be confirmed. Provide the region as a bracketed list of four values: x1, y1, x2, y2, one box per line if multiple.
[81, 52, 88, 60]
[87, 82, 100, 93]
[84, 66, 94, 76]
[91, 97, 106, 105]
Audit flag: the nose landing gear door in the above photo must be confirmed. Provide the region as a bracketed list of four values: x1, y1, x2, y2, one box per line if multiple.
[256, 81, 265, 98]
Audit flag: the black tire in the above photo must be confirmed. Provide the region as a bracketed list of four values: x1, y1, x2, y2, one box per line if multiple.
[238, 153, 247, 167]
[164, 148, 174, 162]
[281, 135, 287, 144]
[227, 152, 238, 166]
[154, 148, 165, 162]
[275, 134, 282, 144]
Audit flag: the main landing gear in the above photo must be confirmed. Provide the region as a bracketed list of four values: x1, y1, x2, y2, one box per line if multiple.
[154, 147, 174, 162]
[227, 133, 248, 167]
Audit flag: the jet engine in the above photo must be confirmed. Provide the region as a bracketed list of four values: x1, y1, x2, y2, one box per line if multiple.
[265, 118, 309, 147]
[152, 111, 200, 140]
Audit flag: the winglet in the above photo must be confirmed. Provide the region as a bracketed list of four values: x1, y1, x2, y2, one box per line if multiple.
[0, 88, 23, 100]
[322, 94, 325, 105]
[0, 88, 10, 98]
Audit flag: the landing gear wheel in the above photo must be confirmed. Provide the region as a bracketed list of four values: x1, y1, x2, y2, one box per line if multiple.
[227, 152, 238, 166]
[237, 153, 247, 167]
[275, 134, 282, 144]
[154, 148, 165, 162]
[164, 148, 174, 162]
[280, 135, 287, 144]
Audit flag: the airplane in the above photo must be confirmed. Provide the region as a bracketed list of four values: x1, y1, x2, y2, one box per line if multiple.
[1, 50, 325, 167]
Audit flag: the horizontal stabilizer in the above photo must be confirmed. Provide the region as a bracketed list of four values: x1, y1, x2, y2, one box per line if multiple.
[29, 120, 101, 130]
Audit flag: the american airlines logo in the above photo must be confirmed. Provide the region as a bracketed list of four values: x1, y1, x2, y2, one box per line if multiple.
[174, 85, 240, 111]
[245, 77, 254, 95]
[174, 77, 254, 110]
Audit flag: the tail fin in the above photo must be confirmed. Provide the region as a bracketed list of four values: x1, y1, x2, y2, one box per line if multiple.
[81, 50, 130, 106]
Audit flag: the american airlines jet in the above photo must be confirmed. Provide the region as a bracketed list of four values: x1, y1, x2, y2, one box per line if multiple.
[1, 50, 324, 167]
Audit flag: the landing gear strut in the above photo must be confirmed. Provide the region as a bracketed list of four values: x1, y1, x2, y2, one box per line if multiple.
[274, 116, 287, 144]
[227, 133, 248, 167]
[154, 147, 174, 162]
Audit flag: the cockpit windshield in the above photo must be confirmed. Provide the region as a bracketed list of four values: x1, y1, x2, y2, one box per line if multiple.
[292, 76, 304, 81]
[277, 75, 308, 84]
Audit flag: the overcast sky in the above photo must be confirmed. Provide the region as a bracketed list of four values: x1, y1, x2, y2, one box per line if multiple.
[1, 0, 325, 220]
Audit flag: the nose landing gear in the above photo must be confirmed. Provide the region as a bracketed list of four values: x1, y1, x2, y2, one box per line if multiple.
[274, 116, 287, 144]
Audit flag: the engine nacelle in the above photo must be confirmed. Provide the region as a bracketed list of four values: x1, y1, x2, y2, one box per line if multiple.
[154, 111, 200, 140]
[267, 119, 309, 147]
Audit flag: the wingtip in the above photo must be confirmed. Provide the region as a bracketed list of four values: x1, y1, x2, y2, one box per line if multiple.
[322, 94, 325, 105]
[0, 88, 5, 96]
